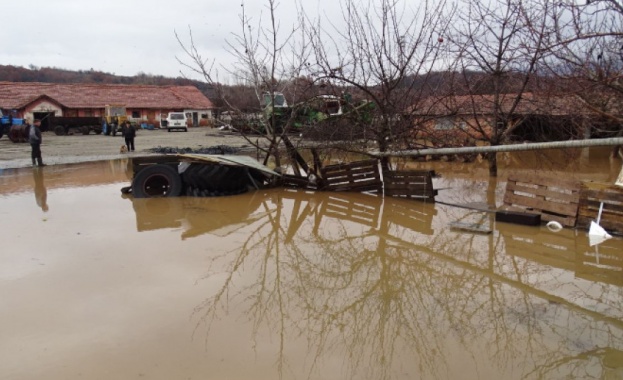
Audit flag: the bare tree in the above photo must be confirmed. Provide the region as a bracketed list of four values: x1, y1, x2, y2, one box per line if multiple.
[304, 0, 454, 170]
[446, 0, 552, 176]
[542, 0, 623, 149]
[177, 0, 312, 168]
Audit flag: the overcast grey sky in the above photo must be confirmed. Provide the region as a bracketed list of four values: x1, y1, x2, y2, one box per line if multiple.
[0, 0, 333, 81]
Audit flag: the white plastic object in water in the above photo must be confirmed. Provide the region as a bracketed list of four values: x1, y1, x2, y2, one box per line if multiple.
[546, 221, 563, 232]
[588, 202, 612, 246]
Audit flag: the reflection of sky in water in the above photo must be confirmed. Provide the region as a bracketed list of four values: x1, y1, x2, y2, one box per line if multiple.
[0, 157, 622, 380]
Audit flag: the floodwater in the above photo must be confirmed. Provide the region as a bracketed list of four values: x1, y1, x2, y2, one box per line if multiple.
[1, 149, 623, 380]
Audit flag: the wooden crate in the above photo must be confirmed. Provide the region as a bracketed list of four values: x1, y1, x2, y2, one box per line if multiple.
[502, 173, 581, 227]
[577, 181, 623, 235]
[383, 170, 437, 201]
[320, 159, 382, 193]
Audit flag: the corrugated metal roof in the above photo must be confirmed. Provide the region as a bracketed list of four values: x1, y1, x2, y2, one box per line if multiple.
[0, 82, 214, 109]
[178, 154, 281, 176]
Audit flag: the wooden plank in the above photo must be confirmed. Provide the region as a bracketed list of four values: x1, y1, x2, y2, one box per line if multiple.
[323, 164, 378, 176]
[324, 173, 379, 185]
[504, 192, 579, 216]
[508, 173, 581, 190]
[581, 188, 623, 204]
[580, 199, 623, 215]
[506, 182, 580, 203]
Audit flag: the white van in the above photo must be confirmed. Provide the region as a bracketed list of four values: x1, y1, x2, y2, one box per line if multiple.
[166, 112, 188, 132]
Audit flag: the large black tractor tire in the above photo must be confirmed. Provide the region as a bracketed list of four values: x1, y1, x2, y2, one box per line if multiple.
[131, 164, 183, 198]
[181, 164, 250, 196]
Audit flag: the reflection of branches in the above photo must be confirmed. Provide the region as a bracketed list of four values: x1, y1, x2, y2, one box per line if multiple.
[191, 189, 623, 379]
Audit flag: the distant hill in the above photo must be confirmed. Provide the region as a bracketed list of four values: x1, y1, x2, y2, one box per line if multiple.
[0, 64, 216, 99]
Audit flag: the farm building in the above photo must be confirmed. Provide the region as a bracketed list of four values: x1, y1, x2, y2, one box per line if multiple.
[409, 92, 623, 145]
[0, 82, 215, 130]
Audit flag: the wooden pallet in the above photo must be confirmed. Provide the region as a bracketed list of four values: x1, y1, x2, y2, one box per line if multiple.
[577, 181, 623, 235]
[320, 159, 382, 193]
[502, 173, 581, 227]
[383, 170, 437, 201]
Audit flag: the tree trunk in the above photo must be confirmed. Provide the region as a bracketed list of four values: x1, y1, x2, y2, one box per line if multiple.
[487, 152, 498, 177]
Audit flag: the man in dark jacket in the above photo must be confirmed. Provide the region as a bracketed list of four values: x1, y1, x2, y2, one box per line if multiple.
[124, 121, 136, 152]
[29, 119, 45, 167]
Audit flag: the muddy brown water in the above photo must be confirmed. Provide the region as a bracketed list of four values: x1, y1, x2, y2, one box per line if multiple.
[1, 148, 623, 380]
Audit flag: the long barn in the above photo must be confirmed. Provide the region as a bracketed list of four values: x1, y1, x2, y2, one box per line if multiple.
[0, 81, 215, 130]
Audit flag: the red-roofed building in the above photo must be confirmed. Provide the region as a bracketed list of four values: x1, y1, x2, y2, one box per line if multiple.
[408, 92, 622, 144]
[0, 82, 215, 130]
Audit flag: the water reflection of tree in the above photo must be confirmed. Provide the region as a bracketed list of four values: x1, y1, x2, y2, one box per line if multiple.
[193, 189, 623, 380]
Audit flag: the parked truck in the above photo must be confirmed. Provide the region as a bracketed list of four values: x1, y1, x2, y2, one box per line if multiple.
[49, 116, 104, 135]
[49, 105, 128, 136]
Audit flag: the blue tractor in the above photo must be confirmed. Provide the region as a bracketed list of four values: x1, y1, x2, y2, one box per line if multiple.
[0, 111, 24, 140]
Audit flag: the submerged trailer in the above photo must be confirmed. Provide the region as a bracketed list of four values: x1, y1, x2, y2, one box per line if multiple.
[124, 154, 281, 198]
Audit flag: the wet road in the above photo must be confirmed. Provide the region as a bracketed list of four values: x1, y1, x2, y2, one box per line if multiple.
[1, 149, 622, 380]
